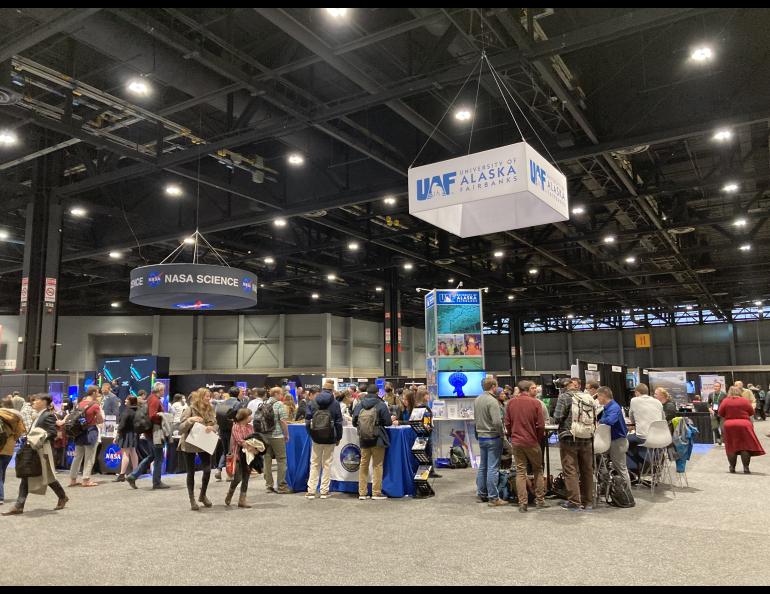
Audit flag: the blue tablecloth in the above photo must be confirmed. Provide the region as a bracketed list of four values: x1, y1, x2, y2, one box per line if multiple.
[285, 424, 418, 497]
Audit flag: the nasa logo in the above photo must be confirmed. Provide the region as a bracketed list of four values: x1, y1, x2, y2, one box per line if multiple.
[147, 271, 163, 288]
[340, 444, 361, 473]
[104, 444, 122, 469]
[66, 443, 76, 465]
[242, 277, 255, 293]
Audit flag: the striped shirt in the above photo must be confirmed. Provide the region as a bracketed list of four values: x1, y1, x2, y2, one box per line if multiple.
[230, 422, 253, 456]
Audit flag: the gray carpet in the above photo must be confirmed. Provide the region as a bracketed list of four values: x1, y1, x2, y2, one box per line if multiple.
[3, 421, 770, 586]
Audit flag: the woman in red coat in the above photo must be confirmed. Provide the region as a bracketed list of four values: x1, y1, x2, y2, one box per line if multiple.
[718, 386, 765, 473]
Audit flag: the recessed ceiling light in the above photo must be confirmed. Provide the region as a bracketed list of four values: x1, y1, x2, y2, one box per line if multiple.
[183, 237, 195, 245]
[454, 109, 472, 122]
[383, 196, 396, 205]
[0, 130, 18, 146]
[448, 278, 455, 284]
[287, 153, 304, 166]
[403, 263, 413, 270]
[70, 207, 87, 217]
[375, 286, 383, 292]
[571, 206, 585, 215]
[740, 244, 752, 252]
[108, 251, 122, 259]
[733, 218, 747, 227]
[348, 241, 359, 251]
[603, 235, 616, 244]
[327, 274, 336, 281]
[311, 292, 320, 299]
[507, 295, 514, 301]
[690, 46, 714, 62]
[713, 129, 732, 142]
[273, 218, 287, 227]
[264, 257, 275, 264]
[325, 8, 348, 18]
[127, 78, 151, 96]
[754, 300, 763, 307]
[165, 184, 183, 197]
[0, 230, 9, 240]
[625, 256, 636, 263]
[111, 302, 120, 308]
[528, 268, 539, 275]
[493, 250, 504, 258]
[722, 183, 739, 193]
[259, 284, 265, 288]
[567, 314, 575, 319]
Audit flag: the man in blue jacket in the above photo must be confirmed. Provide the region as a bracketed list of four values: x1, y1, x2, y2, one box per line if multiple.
[305, 381, 343, 499]
[596, 386, 631, 489]
[352, 384, 393, 500]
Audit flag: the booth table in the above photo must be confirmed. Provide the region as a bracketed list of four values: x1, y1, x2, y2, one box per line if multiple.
[285, 424, 418, 497]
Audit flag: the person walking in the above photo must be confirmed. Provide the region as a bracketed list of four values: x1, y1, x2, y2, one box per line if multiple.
[214, 386, 243, 481]
[306, 381, 343, 499]
[719, 386, 765, 473]
[2, 394, 68, 515]
[126, 382, 169, 490]
[352, 384, 393, 500]
[225, 409, 258, 508]
[473, 377, 506, 507]
[0, 396, 26, 505]
[254, 387, 291, 494]
[113, 395, 140, 482]
[177, 389, 218, 510]
[69, 385, 103, 488]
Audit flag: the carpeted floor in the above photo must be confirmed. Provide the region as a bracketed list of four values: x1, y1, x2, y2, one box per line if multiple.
[2, 421, 769, 586]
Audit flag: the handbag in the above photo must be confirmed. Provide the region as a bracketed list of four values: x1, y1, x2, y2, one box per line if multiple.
[226, 453, 236, 477]
[15, 442, 43, 478]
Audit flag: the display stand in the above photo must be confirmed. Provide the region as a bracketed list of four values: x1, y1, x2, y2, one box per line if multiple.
[409, 409, 435, 497]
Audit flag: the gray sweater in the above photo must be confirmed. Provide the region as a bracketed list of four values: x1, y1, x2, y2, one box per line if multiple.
[474, 392, 504, 438]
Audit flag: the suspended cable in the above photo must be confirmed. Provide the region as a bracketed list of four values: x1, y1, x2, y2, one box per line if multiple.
[467, 52, 484, 155]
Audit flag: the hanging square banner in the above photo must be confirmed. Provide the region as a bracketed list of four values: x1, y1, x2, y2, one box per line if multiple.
[408, 141, 568, 238]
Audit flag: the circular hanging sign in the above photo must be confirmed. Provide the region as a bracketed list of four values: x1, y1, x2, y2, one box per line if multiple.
[129, 264, 258, 311]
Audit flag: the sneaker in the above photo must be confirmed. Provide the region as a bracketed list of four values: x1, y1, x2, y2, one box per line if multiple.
[276, 487, 293, 495]
[152, 483, 170, 490]
[580, 505, 594, 512]
[215, 470, 222, 481]
[560, 501, 581, 511]
[477, 495, 489, 503]
[305, 493, 316, 499]
[265, 486, 275, 493]
[488, 499, 507, 507]
[126, 476, 137, 490]
[519, 504, 528, 513]
[536, 501, 549, 509]
[359, 496, 370, 500]
[320, 494, 328, 500]
[372, 495, 388, 501]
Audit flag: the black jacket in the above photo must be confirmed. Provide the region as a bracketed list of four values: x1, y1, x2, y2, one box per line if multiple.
[33, 410, 58, 443]
[352, 395, 393, 448]
[118, 406, 137, 435]
[305, 390, 343, 444]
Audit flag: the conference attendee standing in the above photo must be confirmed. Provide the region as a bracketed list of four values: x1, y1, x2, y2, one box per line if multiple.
[2, 394, 68, 515]
[0, 396, 26, 505]
[257, 387, 291, 494]
[69, 385, 103, 488]
[352, 384, 393, 500]
[306, 381, 343, 499]
[101, 383, 120, 418]
[11, 391, 25, 412]
[719, 386, 765, 473]
[177, 389, 218, 510]
[473, 378, 506, 507]
[114, 396, 140, 482]
[504, 380, 546, 512]
[226, 409, 258, 508]
[708, 382, 727, 446]
[127, 382, 169, 490]
[596, 387, 631, 489]
[627, 383, 664, 474]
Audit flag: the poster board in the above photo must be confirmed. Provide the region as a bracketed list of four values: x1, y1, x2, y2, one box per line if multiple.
[699, 374, 727, 403]
[648, 371, 688, 405]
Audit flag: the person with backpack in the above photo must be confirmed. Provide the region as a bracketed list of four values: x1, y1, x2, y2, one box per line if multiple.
[352, 384, 393, 501]
[255, 386, 291, 494]
[553, 377, 597, 511]
[0, 395, 26, 506]
[596, 386, 632, 491]
[178, 389, 218, 510]
[113, 395, 140, 483]
[2, 394, 68, 515]
[214, 386, 246, 481]
[305, 380, 343, 499]
[126, 382, 169, 490]
[68, 385, 104, 488]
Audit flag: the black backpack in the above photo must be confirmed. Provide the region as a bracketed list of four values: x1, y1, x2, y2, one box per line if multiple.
[449, 445, 469, 469]
[607, 471, 636, 508]
[64, 404, 94, 438]
[309, 404, 335, 444]
[253, 401, 276, 434]
[133, 404, 153, 434]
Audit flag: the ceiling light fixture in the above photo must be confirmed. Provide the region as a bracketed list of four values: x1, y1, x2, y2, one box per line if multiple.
[622, 309, 631, 315]
[383, 196, 396, 205]
[493, 250, 504, 258]
[722, 183, 739, 193]
[264, 257, 275, 264]
[165, 184, 183, 197]
[528, 268, 539, 275]
[733, 218, 747, 227]
[754, 300, 763, 307]
[375, 286, 383, 292]
[127, 78, 151, 96]
[69, 207, 87, 217]
[311, 293, 320, 299]
[0, 130, 18, 146]
[448, 278, 455, 284]
[287, 153, 304, 166]
[603, 235, 616, 244]
[454, 108, 472, 122]
[571, 206, 585, 215]
[507, 295, 514, 301]
[0, 230, 9, 240]
[740, 244, 752, 252]
[325, 8, 348, 18]
[567, 314, 575, 319]
[403, 263, 414, 270]
[111, 302, 120, 308]
[327, 274, 336, 281]
[183, 237, 195, 245]
[713, 129, 732, 142]
[273, 218, 287, 227]
[625, 256, 636, 264]
[690, 46, 714, 62]
[347, 241, 359, 251]
[108, 251, 122, 259]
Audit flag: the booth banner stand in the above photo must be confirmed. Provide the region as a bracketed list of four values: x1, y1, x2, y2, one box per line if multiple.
[408, 142, 568, 238]
[649, 371, 689, 406]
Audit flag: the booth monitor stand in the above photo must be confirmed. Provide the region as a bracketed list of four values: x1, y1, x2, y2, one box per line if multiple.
[409, 417, 435, 497]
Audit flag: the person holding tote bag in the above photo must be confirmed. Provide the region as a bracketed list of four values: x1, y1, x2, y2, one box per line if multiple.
[177, 389, 218, 511]
[3, 394, 68, 515]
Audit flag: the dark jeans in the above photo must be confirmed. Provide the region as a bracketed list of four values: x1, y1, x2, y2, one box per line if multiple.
[218, 433, 231, 470]
[17, 477, 65, 509]
[131, 444, 164, 486]
[626, 433, 646, 474]
[184, 451, 211, 496]
[229, 451, 250, 495]
[0, 454, 11, 501]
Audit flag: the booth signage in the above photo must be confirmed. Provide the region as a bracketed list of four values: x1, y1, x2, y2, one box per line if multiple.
[19, 277, 28, 313]
[408, 141, 568, 238]
[612, 366, 622, 373]
[635, 334, 651, 348]
[129, 263, 258, 311]
[44, 277, 57, 304]
[587, 363, 598, 371]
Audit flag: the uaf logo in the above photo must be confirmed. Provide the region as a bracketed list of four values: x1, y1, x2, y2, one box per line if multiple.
[416, 172, 456, 201]
[529, 160, 547, 190]
[147, 271, 163, 288]
[104, 444, 123, 470]
[242, 277, 256, 293]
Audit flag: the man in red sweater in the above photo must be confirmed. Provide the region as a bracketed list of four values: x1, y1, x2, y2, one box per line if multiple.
[504, 380, 546, 512]
[127, 382, 169, 490]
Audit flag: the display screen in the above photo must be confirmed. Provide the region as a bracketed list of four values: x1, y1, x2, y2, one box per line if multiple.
[437, 371, 485, 398]
[98, 356, 168, 399]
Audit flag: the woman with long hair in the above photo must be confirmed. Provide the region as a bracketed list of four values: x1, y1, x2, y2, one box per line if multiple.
[225, 408, 258, 508]
[719, 386, 765, 473]
[177, 389, 218, 511]
[401, 389, 414, 422]
[113, 395, 139, 482]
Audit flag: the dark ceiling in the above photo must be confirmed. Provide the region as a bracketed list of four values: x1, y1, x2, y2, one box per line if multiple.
[1, 8, 769, 328]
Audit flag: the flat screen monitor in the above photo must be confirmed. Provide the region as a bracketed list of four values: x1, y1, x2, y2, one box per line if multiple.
[437, 371, 485, 398]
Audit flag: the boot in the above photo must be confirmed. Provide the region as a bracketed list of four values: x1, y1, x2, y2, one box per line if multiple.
[1, 506, 23, 516]
[225, 485, 237, 506]
[198, 488, 212, 508]
[238, 493, 252, 509]
[189, 495, 200, 511]
[54, 496, 69, 511]
[113, 474, 125, 482]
